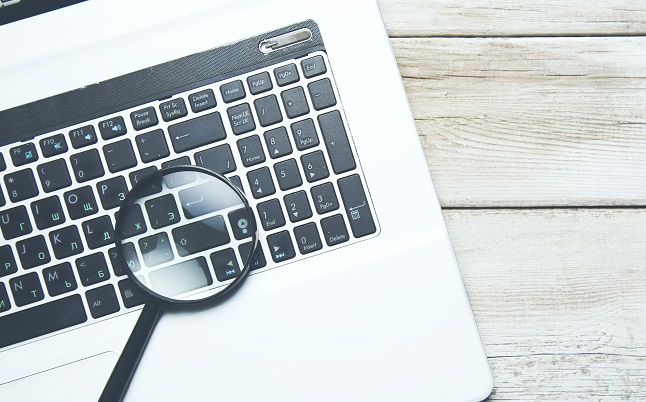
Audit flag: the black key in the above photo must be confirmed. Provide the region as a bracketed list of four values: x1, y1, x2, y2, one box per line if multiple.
[301, 55, 327, 78]
[178, 181, 241, 219]
[237, 135, 266, 167]
[97, 176, 128, 210]
[266, 230, 296, 263]
[227, 103, 256, 135]
[320, 214, 350, 246]
[99, 116, 127, 140]
[308, 78, 337, 110]
[117, 204, 147, 239]
[210, 248, 240, 282]
[4, 168, 39, 202]
[284, 191, 313, 223]
[301, 150, 329, 183]
[264, 126, 293, 158]
[227, 208, 254, 240]
[116, 243, 141, 273]
[281, 87, 310, 119]
[338, 174, 376, 238]
[139, 233, 174, 267]
[148, 257, 212, 297]
[76, 253, 110, 286]
[168, 112, 227, 153]
[145, 194, 180, 229]
[86, 284, 120, 319]
[195, 144, 237, 174]
[49, 226, 84, 259]
[220, 80, 246, 103]
[16, 235, 51, 269]
[159, 98, 188, 122]
[0, 205, 32, 240]
[0, 245, 18, 278]
[318, 111, 356, 174]
[69, 125, 97, 149]
[39, 134, 68, 158]
[274, 159, 303, 191]
[82, 215, 115, 249]
[0, 153, 6, 171]
[254, 95, 283, 127]
[9, 272, 44, 307]
[70, 149, 105, 183]
[294, 222, 323, 255]
[229, 175, 244, 194]
[135, 129, 170, 163]
[0, 283, 10, 313]
[172, 215, 230, 257]
[108, 247, 127, 276]
[310, 182, 340, 214]
[161, 156, 191, 169]
[0, 294, 87, 348]
[247, 167, 276, 199]
[103, 139, 137, 173]
[238, 242, 267, 271]
[189, 89, 216, 113]
[274, 64, 299, 86]
[0, 190, 4, 208]
[64, 186, 98, 219]
[43, 262, 78, 296]
[247, 72, 273, 95]
[256, 198, 286, 231]
[38, 158, 72, 193]
[129, 166, 161, 196]
[130, 107, 158, 131]
[118, 278, 146, 308]
[31, 196, 66, 230]
[10, 142, 38, 166]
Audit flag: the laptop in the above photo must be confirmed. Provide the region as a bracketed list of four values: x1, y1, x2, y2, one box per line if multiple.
[0, 0, 493, 400]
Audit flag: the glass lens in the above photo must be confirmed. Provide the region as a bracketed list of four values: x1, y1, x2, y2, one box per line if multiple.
[114, 166, 257, 303]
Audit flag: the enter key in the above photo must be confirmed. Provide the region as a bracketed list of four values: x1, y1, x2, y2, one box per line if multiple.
[337, 174, 376, 238]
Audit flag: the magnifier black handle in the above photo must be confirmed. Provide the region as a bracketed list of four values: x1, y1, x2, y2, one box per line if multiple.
[99, 303, 161, 402]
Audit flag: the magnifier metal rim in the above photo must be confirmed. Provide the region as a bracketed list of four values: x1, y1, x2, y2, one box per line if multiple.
[114, 165, 258, 306]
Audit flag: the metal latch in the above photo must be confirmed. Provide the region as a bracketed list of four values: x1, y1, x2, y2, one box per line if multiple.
[259, 28, 312, 54]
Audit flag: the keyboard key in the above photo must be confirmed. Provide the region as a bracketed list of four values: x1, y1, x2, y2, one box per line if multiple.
[247, 71, 272, 95]
[97, 176, 128, 210]
[266, 230, 296, 263]
[139, 233, 174, 268]
[291, 119, 319, 150]
[318, 110, 356, 174]
[0, 245, 18, 278]
[227, 103, 256, 135]
[210, 248, 239, 282]
[103, 139, 137, 173]
[82, 215, 115, 249]
[256, 198, 286, 231]
[49, 226, 84, 259]
[168, 112, 227, 153]
[39, 134, 68, 158]
[129, 166, 161, 196]
[337, 174, 376, 238]
[189, 89, 217, 113]
[4, 168, 39, 202]
[301, 55, 327, 78]
[86, 284, 120, 319]
[294, 222, 323, 255]
[118, 278, 146, 308]
[254, 95, 283, 127]
[130, 107, 158, 131]
[308, 78, 337, 111]
[320, 214, 350, 246]
[195, 144, 237, 175]
[0, 205, 32, 240]
[43, 262, 78, 297]
[16, 235, 51, 269]
[264, 127, 293, 158]
[237, 135, 266, 167]
[274, 159, 302, 191]
[238, 242, 267, 271]
[227, 208, 254, 240]
[116, 242, 141, 273]
[0, 153, 6, 171]
[159, 98, 188, 122]
[229, 175, 244, 194]
[310, 182, 340, 214]
[274, 64, 299, 86]
[145, 194, 180, 229]
[0, 283, 10, 313]
[64, 186, 99, 219]
[76, 253, 110, 286]
[177, 181, 240, 219]
[10, 142, 38, 166]
[108, 247, 127, 276]
[220, 80, 246, 103]
[69, 125, 97, 149]
[284, 191, 313, 223]
[172, 215, 230, 257]
[301, 150, 329, 183]
[135, 129, 170, 163]
[38, 158, 72, 193]
[117, 204, 147, 239]
[70, 149, 105, 183]
[0, 294, 86, 348]
[98, 116, 127, 140]
[9, 272, 44, 307]
[247, 167, 276, 199]
[148, 257, 212, 297]
[281, 87, 309, 119]
[31, 196, 66, 230]
[0, 190, 4, 208]
[161, 156, 191, 169]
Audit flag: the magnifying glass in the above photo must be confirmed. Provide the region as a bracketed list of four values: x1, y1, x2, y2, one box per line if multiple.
[99, 165, 258, 402]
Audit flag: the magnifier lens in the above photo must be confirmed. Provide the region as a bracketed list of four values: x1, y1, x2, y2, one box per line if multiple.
[115, 167, 257, 303]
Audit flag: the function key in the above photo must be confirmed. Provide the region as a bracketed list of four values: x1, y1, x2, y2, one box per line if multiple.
[40, 134, 68, 158]
[130, 107, 158, 131]
[293, 222, 323, 255]
[4, 169, 39, 203]
[266, 230, 296, 263]
[159, 98, 188, 122]
[301, 55, 327, 78]
[274, 64, 299, 86]
[189, 89, 216, 113]
[220, 80, 246, 103]
[69, 125, 98, 149]
[10, 143, 38, 167]
[247, 72, 273, 95]
[98, 116, 127, 140]
[37, 159, 73, 193]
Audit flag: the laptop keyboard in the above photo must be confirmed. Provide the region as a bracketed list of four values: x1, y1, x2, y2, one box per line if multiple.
[0, 51, 378, 349]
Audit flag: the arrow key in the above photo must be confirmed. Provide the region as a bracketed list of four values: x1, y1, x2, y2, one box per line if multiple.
[246, 167, 276, 200]
[283, 190, 312, 223]
[266, 230, 296, 263]
[210, 248, 240, 282]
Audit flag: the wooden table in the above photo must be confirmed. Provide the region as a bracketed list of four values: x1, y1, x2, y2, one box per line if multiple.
[378, 0, 646, 399]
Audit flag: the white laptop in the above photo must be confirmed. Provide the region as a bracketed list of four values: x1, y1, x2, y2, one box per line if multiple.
[0, 0, 493, 400]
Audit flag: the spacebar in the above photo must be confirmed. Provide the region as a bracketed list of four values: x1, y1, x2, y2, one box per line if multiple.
[0, 295, 88, 348]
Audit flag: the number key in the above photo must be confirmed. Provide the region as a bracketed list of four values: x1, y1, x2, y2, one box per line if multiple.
[274, 159, 302, 191]
[70, 149, 105, 183]
[283, 191, 313, 223]
[301, 150, 329, 183]
[4, 169, 39, 202]
[237, 135, 266, 167]
[246, 167, 276, 199]
[264, 127, 293, 158]
[37, 159, 73, 193]
[310, 182, 340, 214]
